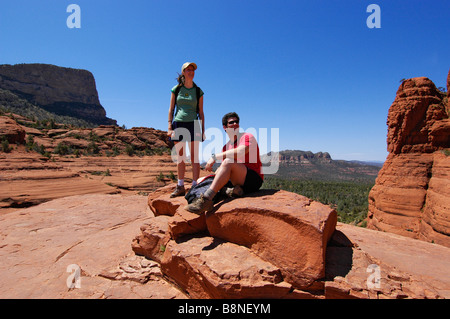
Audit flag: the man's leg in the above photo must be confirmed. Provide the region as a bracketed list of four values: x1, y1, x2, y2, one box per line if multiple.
[209, 159, 247, 192]
[185, 159, 247, 214]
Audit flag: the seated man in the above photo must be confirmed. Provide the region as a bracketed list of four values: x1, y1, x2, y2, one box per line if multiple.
[185, 112, 264, 214]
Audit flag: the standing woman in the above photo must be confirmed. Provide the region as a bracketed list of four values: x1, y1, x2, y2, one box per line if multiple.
[167, 62, 205, 197]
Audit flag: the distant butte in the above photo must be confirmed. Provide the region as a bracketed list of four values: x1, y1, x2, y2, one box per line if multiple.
[0, 63, 117, 126]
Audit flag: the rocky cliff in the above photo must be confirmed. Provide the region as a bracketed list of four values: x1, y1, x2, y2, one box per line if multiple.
[0, 64, 117, 126]
[276, 150, 332, 164]
[367, 71, 450, 247]
[262, 150, 381, 182]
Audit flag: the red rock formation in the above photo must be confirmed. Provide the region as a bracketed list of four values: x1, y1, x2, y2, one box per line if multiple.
[135, 184, 337, 297]
[2, 192, 448, 299]
[132, 185, 450, 299]
[206, 190, 337, 290]
[0, 116, 25, 144]
[368, 71, 450, 247]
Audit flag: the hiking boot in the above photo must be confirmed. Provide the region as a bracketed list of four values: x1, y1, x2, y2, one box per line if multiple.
[184, 194, 214, 215]
[170, 185, 185, 198]
[224, 185, 244, 198]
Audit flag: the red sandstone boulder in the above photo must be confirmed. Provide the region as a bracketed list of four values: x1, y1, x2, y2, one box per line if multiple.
[132, 215, 171, 263]
[206, 190, 337, 289]
[0, 115, 25, 144]
[141, 186, 337, 292]
[160, 236, 302, 299]
[147, 184, 208, 239]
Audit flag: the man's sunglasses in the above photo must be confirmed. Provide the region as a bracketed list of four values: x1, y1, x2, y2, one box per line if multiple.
[227, 120, 239, 125]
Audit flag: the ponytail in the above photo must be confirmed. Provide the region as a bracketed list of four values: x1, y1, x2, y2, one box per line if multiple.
[177, 73, 185, 85]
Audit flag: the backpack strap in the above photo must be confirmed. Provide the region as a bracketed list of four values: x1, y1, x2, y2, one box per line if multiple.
[194, 83, 201, 119]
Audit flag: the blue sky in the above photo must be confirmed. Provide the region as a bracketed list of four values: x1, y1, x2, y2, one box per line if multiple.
[1, 0, 449, 162]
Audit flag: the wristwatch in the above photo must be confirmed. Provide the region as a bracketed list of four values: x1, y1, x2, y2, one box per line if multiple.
[211, 153, 217, 161]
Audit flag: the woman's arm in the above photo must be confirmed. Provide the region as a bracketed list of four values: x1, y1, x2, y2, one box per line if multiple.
[198, 95, 205, 139]
[167, 92, 176, 136]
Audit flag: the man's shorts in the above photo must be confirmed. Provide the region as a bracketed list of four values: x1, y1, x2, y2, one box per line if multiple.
[242, 167, 263, 194]
[170, 121, 203, 142]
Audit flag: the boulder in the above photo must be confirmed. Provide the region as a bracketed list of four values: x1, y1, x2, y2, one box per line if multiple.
[0, 115, 25, 144]
[138, 186, 337, 293]
[160, 236, 305, 299]
[131, 215, 171, 263]
[147, 184, 208, 239]
[133, 186, 450, 299]
[206, 190, 337, 289]
[92, 125, 116, 138]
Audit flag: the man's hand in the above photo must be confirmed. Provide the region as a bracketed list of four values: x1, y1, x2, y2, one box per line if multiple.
[205, 157, 215, 172]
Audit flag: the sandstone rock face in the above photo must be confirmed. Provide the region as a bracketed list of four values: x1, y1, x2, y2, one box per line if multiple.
[368, 72, 450, 247]
[0, 64, 116, 125]
[0, 150, 185, 210]
[326, 223, 450, 299]
[1, 187, 449, 299]
[0, 113, 184, 211]
[386, 77, 447, 154]
[0, 194, 187, 299]
[0, 115, 25, 144]
[132, 185, 450, 299]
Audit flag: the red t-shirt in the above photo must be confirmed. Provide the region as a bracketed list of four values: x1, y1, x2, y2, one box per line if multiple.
[222, 133, 264, 180]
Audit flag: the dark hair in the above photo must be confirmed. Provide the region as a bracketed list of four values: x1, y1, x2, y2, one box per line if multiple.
[222, 112, 240, 126]
[176, 73, 185, 85]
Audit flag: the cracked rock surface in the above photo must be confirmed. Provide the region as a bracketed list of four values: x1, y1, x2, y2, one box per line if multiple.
[0, 193, 187, 298]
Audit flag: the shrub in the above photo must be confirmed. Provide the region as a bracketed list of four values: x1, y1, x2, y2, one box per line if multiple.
[54, 142, 71, 155]
[1, 138, 11, 153]
[86, 141, 100, 155]
[125, 144, 135, 156]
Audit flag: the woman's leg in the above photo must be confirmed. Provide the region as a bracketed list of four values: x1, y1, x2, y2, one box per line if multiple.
[174, 141, 186, 182]
[189, 141, 200, 184]
[170, 141, 187, 197]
